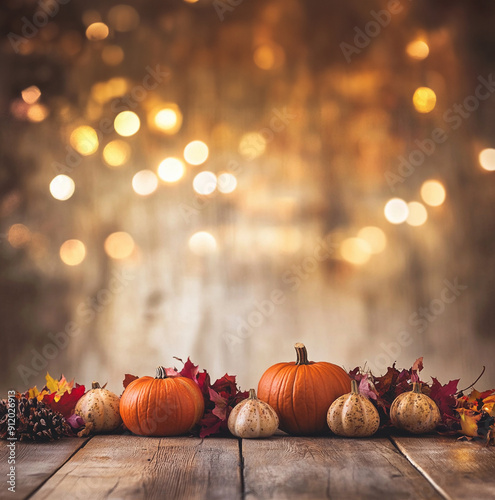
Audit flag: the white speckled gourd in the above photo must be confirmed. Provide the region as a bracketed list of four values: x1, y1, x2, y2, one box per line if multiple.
[228, 389, 279, 438]
[74, 382, 122, 433]
[327, 380, 380, 437]
[390, 382, 441, 434]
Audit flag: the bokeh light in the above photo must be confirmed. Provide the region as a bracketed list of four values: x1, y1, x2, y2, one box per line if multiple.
[217, 173, 237, 194]
[413, 87, 437, 113]
[406, 40, 429, 60]
[104, 231, 135, 259]
[153, 106, 182, 134]
[107, 5, 140, 32]
[8, 224, 31, 248]
[101, 45, 124, 66]
[253, 43, 285, 70]
[85, 22, 109, 41]
[188, 231, 217, 255]
[357, 226, 387, 254]
[193, 171, 217, 195]
[384, 198, 409, 224]
[340, 237, 372, 265]
[421, 180, 446, 206]
[158, 157, 185, 183]
[103, 140, 131, 168]
[479, 148, 495, 171]
[60, 239, 86, 266]
[407, 201, 428, 226]
[114, 111, 140, 137]
[132, 170, 158, 196]
[21, 86, 41, 104]
[70, 125, 99, 155]
[50, 175, 75, 201]
[184, 140, 209, 165]
[239, 132, 267, 160]
[26, 103, 49, 122]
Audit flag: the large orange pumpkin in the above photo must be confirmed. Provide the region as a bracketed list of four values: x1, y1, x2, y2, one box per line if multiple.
[120, 366, 204, 436]
[257, 343, 351, 435]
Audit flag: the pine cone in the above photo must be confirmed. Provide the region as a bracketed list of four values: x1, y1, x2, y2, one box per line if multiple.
[0, 399, 8, 440]
[0, 395, 73, 442]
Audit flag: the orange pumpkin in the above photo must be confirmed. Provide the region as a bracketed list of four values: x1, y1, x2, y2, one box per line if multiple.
[257, 343, 351, 435]
[120, 366, 204, 436]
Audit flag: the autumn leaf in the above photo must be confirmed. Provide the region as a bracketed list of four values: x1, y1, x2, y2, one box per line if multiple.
[412, 357, 424, 373]
[358, 374, 377, 400]
[123, 374, 139, 389]
[179, 358, 200, 381]
[456, 408, 482, 437]
[430, 377, 459, 421]
[42, 384, 85, 418]
[208, 388, 229, 420]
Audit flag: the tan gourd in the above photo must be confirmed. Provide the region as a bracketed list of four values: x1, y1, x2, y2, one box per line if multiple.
[327, 380, 380, 437]
[390, 382, 441, 434]
[228, 389, 279, 438]
[75, 382, 122, 433]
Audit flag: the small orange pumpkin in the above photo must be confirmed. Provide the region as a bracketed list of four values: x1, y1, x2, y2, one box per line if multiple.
[120, 366, 204, 436]
[257, 343, 351, 435]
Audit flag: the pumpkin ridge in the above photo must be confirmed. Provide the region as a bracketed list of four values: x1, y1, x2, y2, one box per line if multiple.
[299, 364, 315, 434]
[264, 363, 287, 405]
[287, 365, 302, 434]
[277, 365, 295, 433]
[175, 378, 196, 431]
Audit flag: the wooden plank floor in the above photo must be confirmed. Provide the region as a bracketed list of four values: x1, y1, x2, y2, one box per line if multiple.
[1, 435, 494, 500]
[0, 437, 89, 500]
[242, 436, 442, 499]
[391, 436, 495, 500]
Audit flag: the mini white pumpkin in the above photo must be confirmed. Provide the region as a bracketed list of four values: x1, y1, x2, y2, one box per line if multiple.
[228, 389, 279, 438]
[75, 382, 122, 433]
[327, 379, 380, 437]
[390, 382, 441, 434]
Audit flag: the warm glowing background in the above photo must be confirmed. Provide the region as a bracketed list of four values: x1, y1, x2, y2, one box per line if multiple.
[1, 0, 494, 395]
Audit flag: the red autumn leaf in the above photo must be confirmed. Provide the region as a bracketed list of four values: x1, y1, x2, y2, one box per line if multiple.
[430, 377, 459, 421]
[211, 374, 238, 396]
[196, 371, 210, 394]
[42, 384, 85, 418]
[164, 367, 180, 377]
[179, 358, 200, 381]
[123, 374, 139, 389]
[208, 388, 229, 420]
[199, 413, 224, 438]
[479, 389, 495, 400]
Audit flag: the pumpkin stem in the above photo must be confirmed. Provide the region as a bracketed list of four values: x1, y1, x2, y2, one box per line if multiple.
[294, 343, 309, 365]
[248, 388, 257, 399]
[351, 379, 359, 394]
[412, 382, 422, 394]
[91, 382, 101, 389]
[155, 366, 168, 379]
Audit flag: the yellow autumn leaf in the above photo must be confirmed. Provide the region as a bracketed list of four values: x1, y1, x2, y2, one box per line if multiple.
[45, 372, 59, 394]
[467, 389, 482, 403]
[483, 402, 495, 417]
[28, 386, 39, 399]
[456, 408, 481, 437]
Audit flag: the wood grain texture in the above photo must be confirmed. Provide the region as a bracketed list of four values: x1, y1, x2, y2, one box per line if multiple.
[242, 436, 443, 500]
[0, 438, 90, 500]
[31, 435, 241, 500]
[391, 435, 495, 500]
